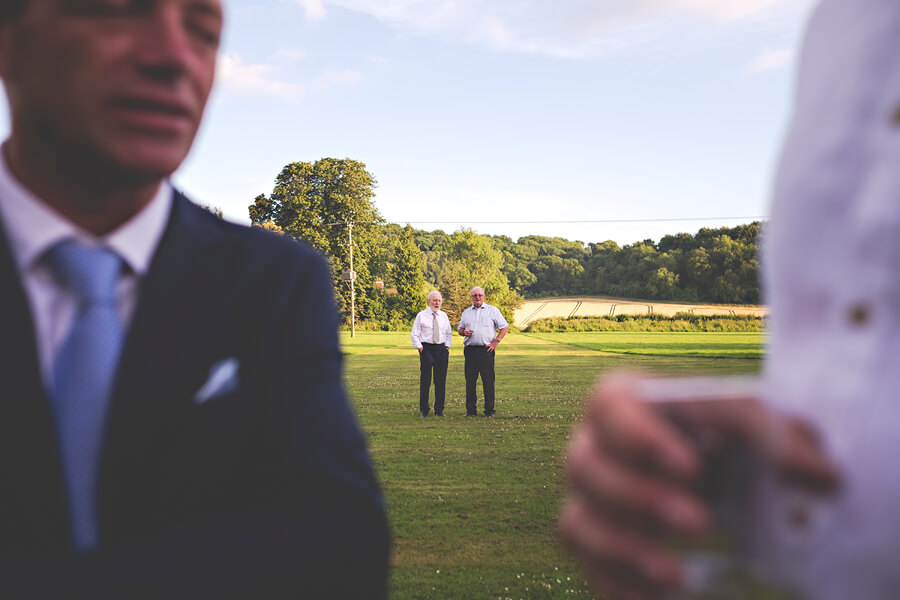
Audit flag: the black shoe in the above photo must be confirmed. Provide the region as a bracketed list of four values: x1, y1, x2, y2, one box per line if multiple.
[484, 412, 495, 418]
[464, 413, 478, 417]
[420, 412, 429, 418]
[435, 412, 444, 417]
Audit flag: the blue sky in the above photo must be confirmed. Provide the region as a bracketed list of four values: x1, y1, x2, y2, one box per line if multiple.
[4, 0, 818, 246]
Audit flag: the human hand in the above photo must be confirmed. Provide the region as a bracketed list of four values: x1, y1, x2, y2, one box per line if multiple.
[417, 348, 422, 354]
[487, 339, 499, 352]
[464, 328, 473, 336]
[558, 373, 839, 600]
[559, 373, 704, 599]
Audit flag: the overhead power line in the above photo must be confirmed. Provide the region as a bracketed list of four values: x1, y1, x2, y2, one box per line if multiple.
[323, 216, 768, 227]
[391, 216, 768, 225]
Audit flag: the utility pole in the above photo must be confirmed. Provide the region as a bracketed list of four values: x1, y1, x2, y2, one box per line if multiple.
[348, 221, 355, 338]
[339, 220, 358, 337]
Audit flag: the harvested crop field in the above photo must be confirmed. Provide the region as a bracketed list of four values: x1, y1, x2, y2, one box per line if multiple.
[513, 296, 768, 328]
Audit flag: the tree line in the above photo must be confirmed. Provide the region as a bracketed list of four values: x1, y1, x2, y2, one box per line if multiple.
[249, 158, 763, 328]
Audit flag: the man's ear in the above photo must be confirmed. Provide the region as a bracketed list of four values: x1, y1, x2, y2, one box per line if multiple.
[0, 8, 25, 81]
[0, 22, 15, 80]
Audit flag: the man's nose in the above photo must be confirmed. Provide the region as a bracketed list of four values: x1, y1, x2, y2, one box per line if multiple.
[134, 6, 193, 80]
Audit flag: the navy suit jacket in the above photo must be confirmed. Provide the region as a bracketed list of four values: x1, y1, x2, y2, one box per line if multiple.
[0, 193, 389, 598]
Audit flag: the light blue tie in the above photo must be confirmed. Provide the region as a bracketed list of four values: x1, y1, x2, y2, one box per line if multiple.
[47, 240, 124, 551]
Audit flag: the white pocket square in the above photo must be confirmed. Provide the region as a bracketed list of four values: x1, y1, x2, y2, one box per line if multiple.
[193, 358, 240, 405]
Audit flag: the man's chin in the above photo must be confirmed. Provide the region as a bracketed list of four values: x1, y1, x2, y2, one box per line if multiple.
[104, 141, 191, 182]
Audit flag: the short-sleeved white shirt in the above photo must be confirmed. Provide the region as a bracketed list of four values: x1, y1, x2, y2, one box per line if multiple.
[458, 303, 509, 346]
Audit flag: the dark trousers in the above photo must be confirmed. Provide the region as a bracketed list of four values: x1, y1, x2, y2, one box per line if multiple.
[464, 345, 495, 415]
[419, 343, 448, 415]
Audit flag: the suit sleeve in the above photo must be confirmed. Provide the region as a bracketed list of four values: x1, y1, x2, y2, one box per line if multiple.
[2, 247, 390, 599]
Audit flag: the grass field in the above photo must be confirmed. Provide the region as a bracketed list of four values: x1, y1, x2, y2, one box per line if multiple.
[341, 331, 765, 600]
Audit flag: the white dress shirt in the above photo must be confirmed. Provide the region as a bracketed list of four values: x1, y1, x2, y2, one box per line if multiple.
[458, 303, 509, 347]
[756, 1, 900, 597]
[0, 149, 173, 386]
[411, 308, 452, 349]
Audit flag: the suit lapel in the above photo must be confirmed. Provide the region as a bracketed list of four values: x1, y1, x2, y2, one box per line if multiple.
[99, 193, 228, 516]
[0, 223, 71, 548]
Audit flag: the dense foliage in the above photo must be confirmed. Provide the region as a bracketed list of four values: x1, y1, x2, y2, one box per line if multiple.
[416, 223, 762, 305]
[251, 159, 762, 327]
[497, 223, 762, 303]
[372, 222, 762, 326]
[390, 226, 427, 322]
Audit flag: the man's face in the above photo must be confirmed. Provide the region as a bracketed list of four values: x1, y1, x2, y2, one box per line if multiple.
[428, 294, 442, 311]
[0, 0, 222, 179]
[471, 290, 485, 308]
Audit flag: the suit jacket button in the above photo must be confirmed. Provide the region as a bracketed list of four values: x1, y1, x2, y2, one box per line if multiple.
[848, 303, 870, 326]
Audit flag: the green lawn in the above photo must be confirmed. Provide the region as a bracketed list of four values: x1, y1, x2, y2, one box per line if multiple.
[341, 331, 764, 600]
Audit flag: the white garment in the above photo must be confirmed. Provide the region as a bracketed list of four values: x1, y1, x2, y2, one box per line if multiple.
[410, 308, 452, 349]
[458, 303, 509, 347]
[0, 149, 172, 385]
[759, 1, 900, 597]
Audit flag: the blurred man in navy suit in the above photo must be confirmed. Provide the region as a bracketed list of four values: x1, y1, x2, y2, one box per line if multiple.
[0, 0, 389, 597]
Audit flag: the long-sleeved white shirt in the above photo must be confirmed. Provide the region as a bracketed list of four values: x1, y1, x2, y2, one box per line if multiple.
[755, 1, 900, 597]
[410, 308, 452, 349]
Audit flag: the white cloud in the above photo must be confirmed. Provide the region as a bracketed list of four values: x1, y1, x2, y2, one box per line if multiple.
[268, 47, 307, 65]
[744, 47, 794, 74]
[216, 53, 360, 100]
[307, 69, 363, 93]
[296, 0, 328, 20]
[664, 0, 784, 20]
[307, 0, 812, 58]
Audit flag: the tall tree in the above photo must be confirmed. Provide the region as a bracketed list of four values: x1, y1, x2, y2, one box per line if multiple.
[438, 229, 522, 324]
[249, 158, 383, 322]
[391, 226, 427, 321]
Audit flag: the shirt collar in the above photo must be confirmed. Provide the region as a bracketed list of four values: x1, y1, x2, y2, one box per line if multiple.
[0, 146, 173, 277]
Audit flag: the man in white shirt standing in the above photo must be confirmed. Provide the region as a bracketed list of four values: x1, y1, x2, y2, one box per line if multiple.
[458, 286, 509, 417]
[411, 290, 452, 417]
[559, 1, 900, 599]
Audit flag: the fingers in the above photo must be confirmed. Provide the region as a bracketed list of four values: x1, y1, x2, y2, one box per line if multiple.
[559, 497, 683, 599]
[646, 387, 841, 493]
[566, 427, 708, 537]
[563, 372, 842, 600]
[665, 395, 768, 446]
[767, 416, 840, 492]
[560, 373, 711, 599]
[586, 374, 701, 481]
